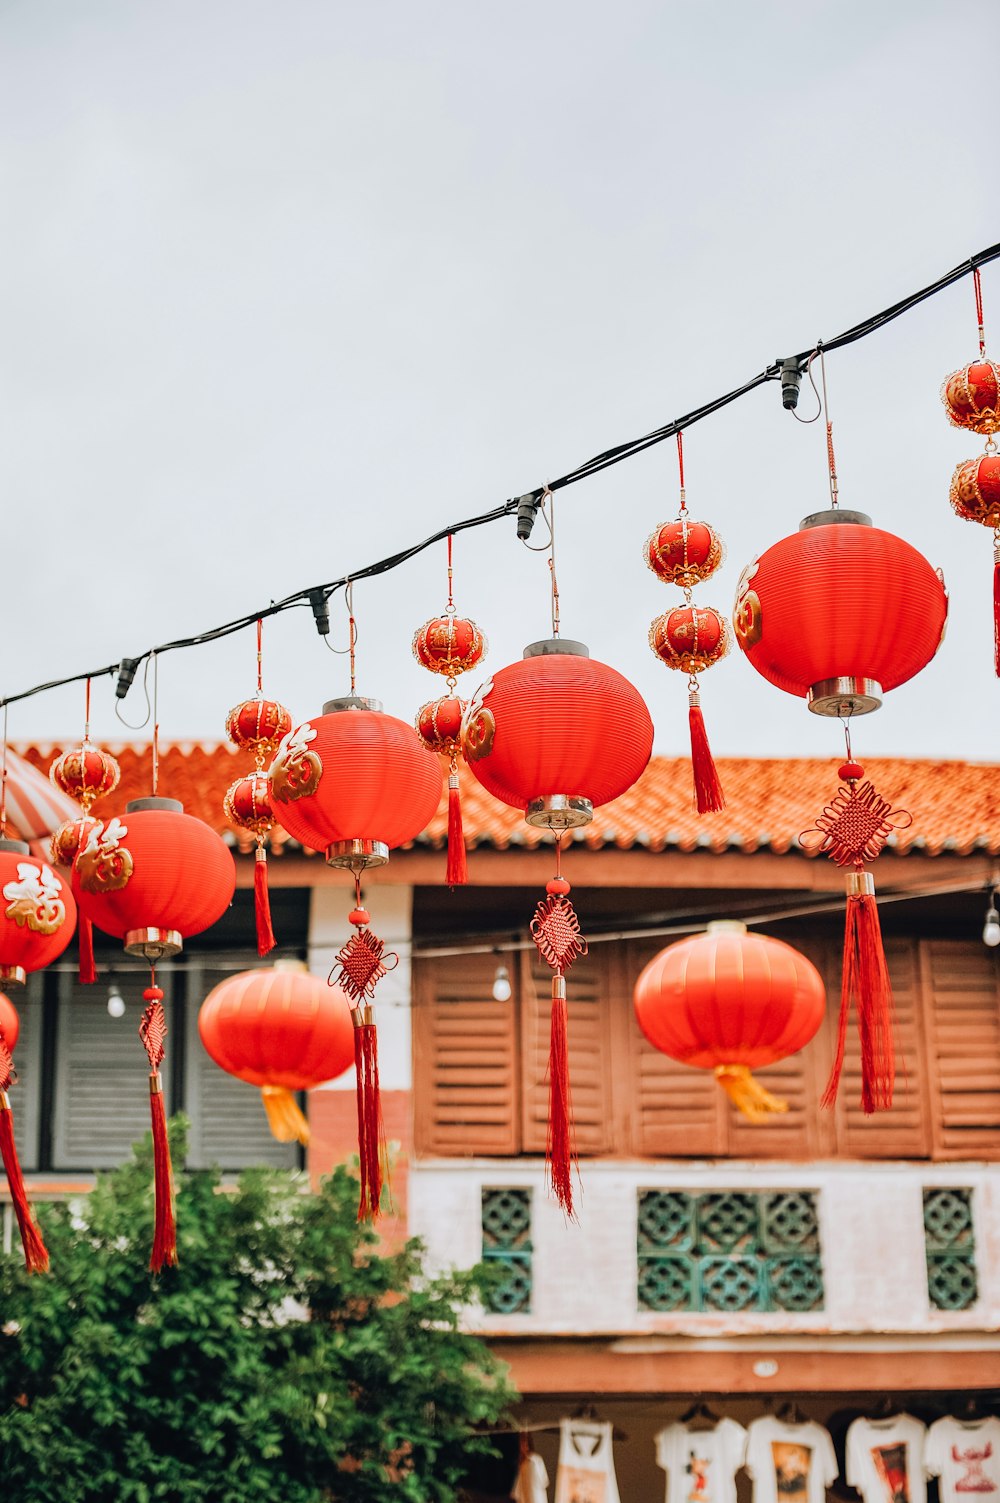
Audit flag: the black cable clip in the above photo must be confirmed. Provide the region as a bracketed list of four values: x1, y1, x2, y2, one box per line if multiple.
[516, 493, 541, 541]
[115, 657, 140, 700]
[777, 357, 803, 411]
[308, 589, 331, 636]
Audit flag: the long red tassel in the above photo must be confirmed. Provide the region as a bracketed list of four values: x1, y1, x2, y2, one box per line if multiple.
[78, 914, 97, 986]
[547, 978, 574, 1217]
[0, 1092, 49, 1274]
[986, 544, 992, 679]
[254, 844, 277, 957]
[148, 1077, 178, 1272]
[688, 691, 725, 814]
[353, 1007, 388, 1221]
[446, 767, 468, 886]
[822, 872, 895, 1114]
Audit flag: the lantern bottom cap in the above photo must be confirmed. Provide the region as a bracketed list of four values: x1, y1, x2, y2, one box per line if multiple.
[525, 794, 593, 830]
[124, 927, 183, 960]
[325, 839, 389, 871]
[0, 965, 27, 988]
[806, 677, 883, 717]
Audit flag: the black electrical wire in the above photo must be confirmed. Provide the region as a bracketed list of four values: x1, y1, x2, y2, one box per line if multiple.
[3, 241, 999, 713]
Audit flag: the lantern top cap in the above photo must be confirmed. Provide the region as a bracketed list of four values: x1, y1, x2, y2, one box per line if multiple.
[273, 958, 309, 974]
[0, 838, 30, 856]
[321, 695, 384, 715]
[126, 797, 184, 815]
[706, 920, 748, 936]
[798, 508, 872, 531]
[523, 637, 590, 660]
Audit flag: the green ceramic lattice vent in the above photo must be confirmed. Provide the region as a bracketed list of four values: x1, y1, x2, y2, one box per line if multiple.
[923, 1186, 978, 1311]
[482, 1188, 532, 1314]
[637, 1189, 824, 1313]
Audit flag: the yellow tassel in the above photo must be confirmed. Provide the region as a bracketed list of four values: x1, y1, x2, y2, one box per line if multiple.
[713, 1064, 788, 1123]
[260, 1086, 311, 1145]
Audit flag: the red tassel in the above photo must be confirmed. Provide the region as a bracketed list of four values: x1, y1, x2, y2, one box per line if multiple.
[0, 1094, 49, 1274]
[547, 978, 575, 1217]
[148, 1077, 178, 1271]
[688, 692, 725, 814]
[78, 914, 97, 986]
[986, 547, 992, 676]
[254, 844, 277, 957]
[822, 872, 895, 1114]
[446, 768, 468, 887]
[353, 1008, 388, 1221]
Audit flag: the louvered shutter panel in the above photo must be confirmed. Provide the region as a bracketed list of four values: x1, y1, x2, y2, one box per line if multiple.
[412, 953, 519, 1156]
[626, 940, 725, 1157]
[5, 977, 43, 1170]
[184, 960, 297, 1171]
[833, 937, 931, 1158]
[520, 949, 614, 1156]
[52, 972, 159, 1168]
[920, 939, 1000, 1159]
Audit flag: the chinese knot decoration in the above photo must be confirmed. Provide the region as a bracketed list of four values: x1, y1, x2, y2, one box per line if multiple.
[733, 493, 945, 1115]
[462, 633, 653, 1214]
[223, 620, 293, 956]
[412, 534, 487, 886]
[646, 433, 729, 813]
[198, 961, 354, 1145]
[72, 796, 237, 1271]
[268, 687, 440, 1220]
[943, 268, 1000, 675]
[0, 991, 49, 1273]
[633, 923, 826, 1121]
[48, 680, 121, 984]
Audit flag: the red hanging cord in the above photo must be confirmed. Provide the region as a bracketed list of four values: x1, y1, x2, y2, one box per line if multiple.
[676, 431, 686, 513]
[256, 618, 263, 696]
[975, 267, 986, 358]
[446, 533, 454, 611]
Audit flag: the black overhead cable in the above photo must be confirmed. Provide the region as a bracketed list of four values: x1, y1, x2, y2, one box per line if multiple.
[3, 240, 999, 712]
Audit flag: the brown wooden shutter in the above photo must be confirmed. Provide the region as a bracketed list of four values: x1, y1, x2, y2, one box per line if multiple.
[832, 936, 931, 1158]
[519, 949, 615, 1156]
[626, 938, 725, 1157]
[920, 939, 1000, 1160]
[412, 952, 520, 1157]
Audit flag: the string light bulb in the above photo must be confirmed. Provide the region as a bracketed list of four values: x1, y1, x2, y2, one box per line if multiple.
[107, 982, 126, 1018]
[983, 887, 1000, 948]
[492, 963, 512, 1002]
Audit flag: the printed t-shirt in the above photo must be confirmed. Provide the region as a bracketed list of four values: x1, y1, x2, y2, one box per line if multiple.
[656, 1419, 748, 1503]
[846, 1413, 927, 1503]
[744, 1417, 838, 1503]
[926, 1417, 1000, 1503]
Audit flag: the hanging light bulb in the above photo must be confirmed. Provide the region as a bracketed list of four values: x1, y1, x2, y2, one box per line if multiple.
[107, 982, 126, 1018]
[983, 889, 1000, 949]
[492, 963, 512, 1002]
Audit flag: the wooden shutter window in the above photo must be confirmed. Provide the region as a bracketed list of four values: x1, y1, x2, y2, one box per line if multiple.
[920, 939, 1000, 1159]
[412, 953, 519, 1157]
[519, 950, 615, 1157]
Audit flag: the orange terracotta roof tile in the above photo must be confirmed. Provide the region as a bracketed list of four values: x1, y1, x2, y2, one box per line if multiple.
[16, 743, 1000, 860]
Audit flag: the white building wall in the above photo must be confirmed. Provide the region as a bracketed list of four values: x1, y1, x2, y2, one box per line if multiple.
[408, 1158, 1000, 1338]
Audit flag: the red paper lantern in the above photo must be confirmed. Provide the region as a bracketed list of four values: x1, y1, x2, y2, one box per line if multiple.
[0, 993, 19, 1053]
[50, 813, 100, 870]
[733, 509, 947, 714]
[633, 921, 826, 1119]
[942, 360, 1000, 435]
[649, 605, 730, 675]
[226, 697, 293, 759]
[644, 518, 724, 587]
[415, 695, 464, 755]
[49, 741, 120, 807]
[461, 640, 653, 829]
[72, 799, 236, 958]
[951, 453, 1000, 526]
[198, 962, 354, 1144]
[0, 840, 77, 986]
[412, 616, 486, 677]
[268, 698, 442, 864]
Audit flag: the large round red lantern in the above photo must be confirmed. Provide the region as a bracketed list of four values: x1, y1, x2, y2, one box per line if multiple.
[0, 992, 19, 1053]
[0, 839, 77, 987]
[634, 922, 826, 1120]
[733, 509, 947, 715]
[461, 639, 653, 829]
[198, 962, 355, 1144]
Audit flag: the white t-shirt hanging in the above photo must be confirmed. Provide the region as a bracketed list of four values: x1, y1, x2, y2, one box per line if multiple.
[555, 1419, 622, 1503]
[513, 1451, 550, 1503]
[846, 1413, 928, 1503]
[744, 1417, 838, 1503]
[926, 1417, 1000, 1503]
[656, 1419, 748, 1503]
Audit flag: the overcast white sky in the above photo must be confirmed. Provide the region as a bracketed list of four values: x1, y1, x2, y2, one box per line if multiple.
[2, 0, 998, 765]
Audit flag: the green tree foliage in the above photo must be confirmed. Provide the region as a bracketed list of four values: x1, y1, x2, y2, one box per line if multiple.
[0, 1122, 515, 1502]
